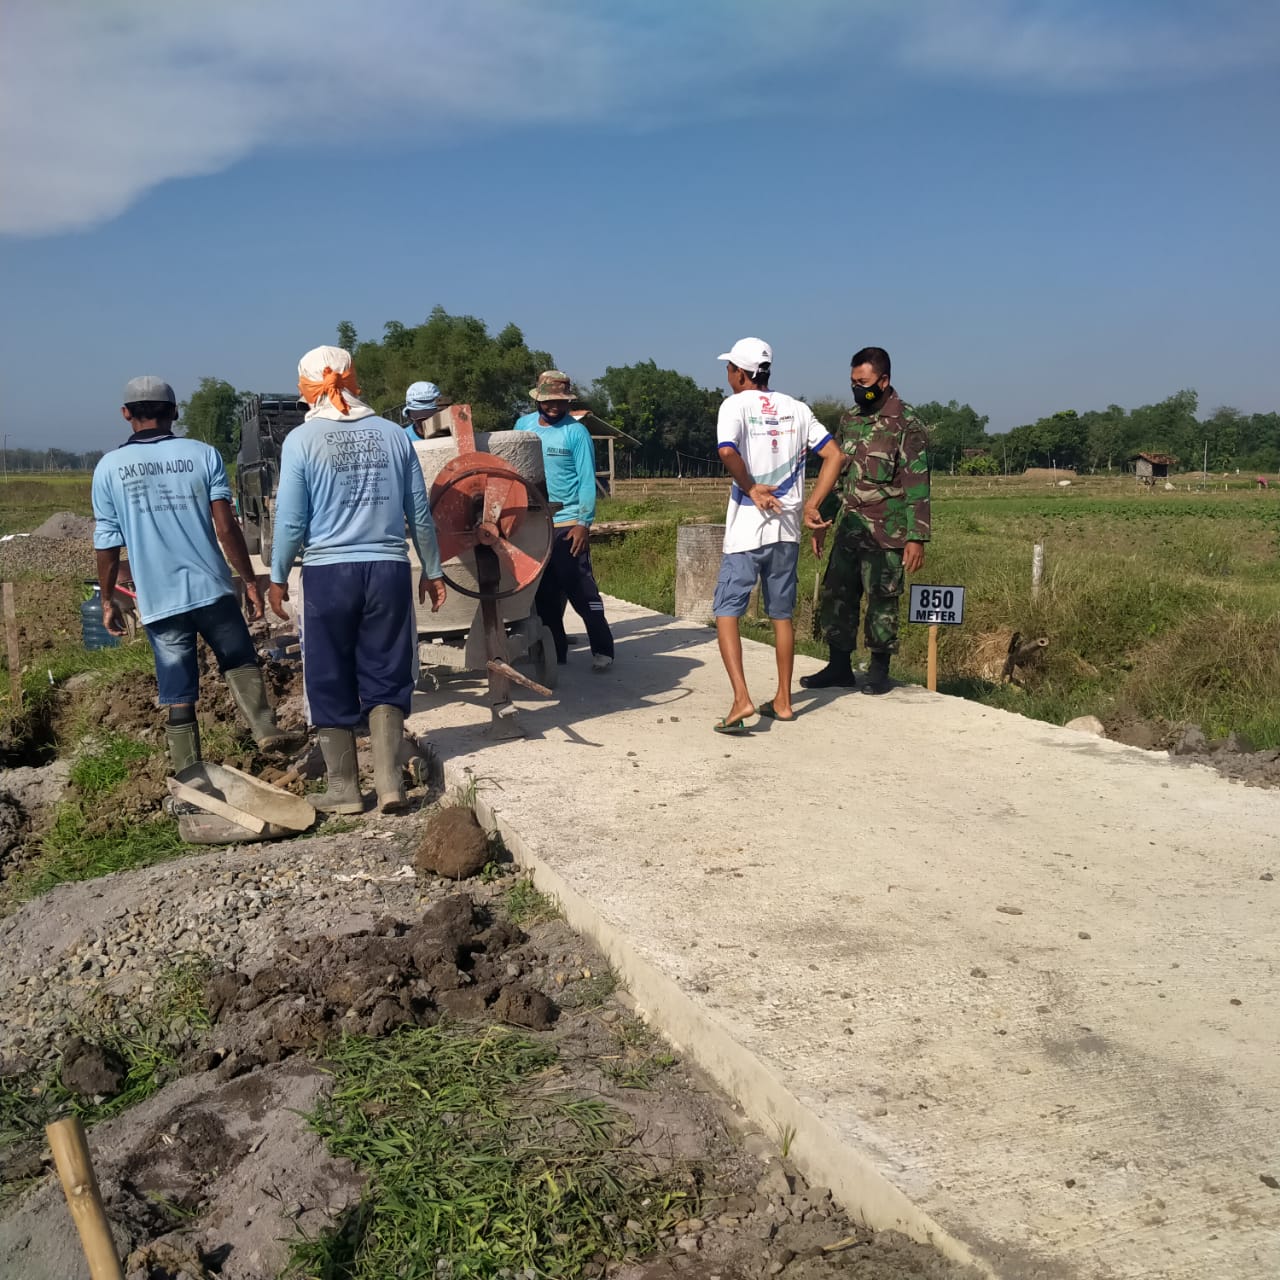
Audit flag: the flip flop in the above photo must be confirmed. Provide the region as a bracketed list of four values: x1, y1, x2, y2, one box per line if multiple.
[713, 715, 751, 735]
[758, 700, 797, 722]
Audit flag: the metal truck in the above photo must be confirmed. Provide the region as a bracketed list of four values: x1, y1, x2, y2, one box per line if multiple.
[234, 393, 309, 560]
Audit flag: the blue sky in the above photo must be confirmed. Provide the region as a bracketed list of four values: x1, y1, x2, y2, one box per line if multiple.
[1, 0, 1278, 452]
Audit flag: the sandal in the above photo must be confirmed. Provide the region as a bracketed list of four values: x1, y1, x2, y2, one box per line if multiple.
[758, 700, 797, 721]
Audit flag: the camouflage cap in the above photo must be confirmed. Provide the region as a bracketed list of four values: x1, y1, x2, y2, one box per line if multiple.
[530, 370, 575, 402]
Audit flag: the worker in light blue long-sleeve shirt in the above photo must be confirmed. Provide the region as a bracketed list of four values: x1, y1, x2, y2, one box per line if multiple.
[268, 345, 446, 816]
[515, 371, 614, 671]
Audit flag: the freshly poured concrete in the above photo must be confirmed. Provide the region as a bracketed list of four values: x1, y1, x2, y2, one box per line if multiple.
[407, 596, 1280, 1279]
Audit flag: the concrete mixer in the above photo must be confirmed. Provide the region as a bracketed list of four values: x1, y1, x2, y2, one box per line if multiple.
[410, 405, 557, 737]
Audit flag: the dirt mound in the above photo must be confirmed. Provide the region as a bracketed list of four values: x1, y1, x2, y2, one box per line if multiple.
[201, 894, 555, 1075]
[1, 1059, 352, 1280]
[1166, 723, 1280, 788]
[30, 512, 96, 540]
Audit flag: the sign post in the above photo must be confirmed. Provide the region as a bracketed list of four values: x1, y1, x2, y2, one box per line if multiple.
[908, 585, 966, 693]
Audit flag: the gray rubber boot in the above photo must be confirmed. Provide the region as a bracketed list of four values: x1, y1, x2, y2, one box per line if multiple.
[310, 727, 364, 815]
[369, 705, 410, 815]
[225, 665, 299, 751]
[164, 721, 201, 775]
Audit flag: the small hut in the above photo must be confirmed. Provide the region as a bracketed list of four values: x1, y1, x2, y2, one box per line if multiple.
[1131, 452, 1178, 484]
[569, 410, 640, 496]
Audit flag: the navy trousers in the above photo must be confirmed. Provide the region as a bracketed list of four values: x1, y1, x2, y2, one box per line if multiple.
[302, 560, 414, 727]
[534, 529, 614, 661]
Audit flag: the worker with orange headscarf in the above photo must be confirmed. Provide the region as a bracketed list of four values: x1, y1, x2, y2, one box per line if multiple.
[268, 345, 446, 815]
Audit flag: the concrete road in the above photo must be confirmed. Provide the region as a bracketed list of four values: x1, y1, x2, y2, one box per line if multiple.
[407, 596, 1280, 1279]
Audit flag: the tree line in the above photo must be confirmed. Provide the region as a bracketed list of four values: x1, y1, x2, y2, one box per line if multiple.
[15, 308, 1275, 477]
[926, 391, 1280, 476]
[2, 446, 104, 473]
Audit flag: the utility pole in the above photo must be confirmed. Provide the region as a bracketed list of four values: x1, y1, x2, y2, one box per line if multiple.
[1202, 440, 1208, 490]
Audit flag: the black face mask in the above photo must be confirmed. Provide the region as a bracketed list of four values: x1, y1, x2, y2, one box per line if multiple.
[851, 380, 886, 413]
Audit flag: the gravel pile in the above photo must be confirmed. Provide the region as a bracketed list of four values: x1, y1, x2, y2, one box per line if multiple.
[0, 536, 95, 581]
[0, 831, 432, 1069]
[30, 512, 96, 540]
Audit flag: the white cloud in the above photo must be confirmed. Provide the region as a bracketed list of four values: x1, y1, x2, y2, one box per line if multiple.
[0, 0, 629, 235]
[2, 0, 1276, 236]
[890, 0, 1280, 88]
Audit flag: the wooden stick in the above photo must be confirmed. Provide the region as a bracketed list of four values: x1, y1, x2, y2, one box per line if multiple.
[927, 623, 939, 693]
[166, 777, 268, 834]
[46, 1116, 124, 1280]
[3, 581, 20, 710]
[486, 657, 552, 698]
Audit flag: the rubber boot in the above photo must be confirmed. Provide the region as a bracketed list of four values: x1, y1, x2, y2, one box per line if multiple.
[164, 721, 201, 775]
[225, 665, 299, 751]
[369, 705, 410, 815]
[799, 645, 857, 690]
[310, 728, 364, 814]
[861, 651, 892, 695]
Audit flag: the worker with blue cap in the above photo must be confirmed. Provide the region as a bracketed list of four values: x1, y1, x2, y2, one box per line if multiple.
[403, 381, 444, 439]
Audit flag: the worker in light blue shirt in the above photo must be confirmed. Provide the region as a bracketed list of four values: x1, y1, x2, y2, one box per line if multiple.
[268, 345, 446, 816]
[515, 371, 614, 671]
[401, 380, 445, 440]
[92, 375, 295, 773]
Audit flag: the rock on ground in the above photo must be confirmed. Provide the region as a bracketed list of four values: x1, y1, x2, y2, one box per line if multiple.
[1064, 715, 1105, 736]
[415, 804, 489, 880]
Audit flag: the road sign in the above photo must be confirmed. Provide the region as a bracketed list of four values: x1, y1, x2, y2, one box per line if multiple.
[909, 585, 965, 627]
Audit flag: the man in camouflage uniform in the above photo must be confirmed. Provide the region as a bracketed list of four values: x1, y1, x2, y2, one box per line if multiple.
[801, 346, 930, 695]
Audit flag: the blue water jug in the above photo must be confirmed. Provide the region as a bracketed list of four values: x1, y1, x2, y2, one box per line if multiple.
[80, 585, 119, 651]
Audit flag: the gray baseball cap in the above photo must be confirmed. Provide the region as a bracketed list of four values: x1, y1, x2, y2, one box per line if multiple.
[122, 375, 176, 405]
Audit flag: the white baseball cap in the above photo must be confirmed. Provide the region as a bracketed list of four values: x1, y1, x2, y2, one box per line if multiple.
[717, 337, 772, 375]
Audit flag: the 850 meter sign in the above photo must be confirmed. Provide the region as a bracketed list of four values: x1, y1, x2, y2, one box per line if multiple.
[909, 585, 965, 626]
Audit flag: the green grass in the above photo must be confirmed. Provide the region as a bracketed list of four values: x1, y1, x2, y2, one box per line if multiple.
[10, 806, 186, 903]
[594, 478, 1280, 746]
[4, 726, 185, 906]
[559, 967, 619, 1011]
[0, 473, 93, 536]
[68, 731, 151, 798]
[502, 878, 561, 927]
[289, 1025, 693, 1280]
[3, 632, 156, 749]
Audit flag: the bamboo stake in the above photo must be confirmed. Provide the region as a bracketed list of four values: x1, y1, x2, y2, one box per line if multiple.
[46, 1116, 124, 1280]
[3, 581, 20, 709]
[927, 624, 939, 693]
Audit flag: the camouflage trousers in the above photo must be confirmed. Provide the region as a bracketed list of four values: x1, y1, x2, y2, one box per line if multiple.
[815, 521, 904, 654]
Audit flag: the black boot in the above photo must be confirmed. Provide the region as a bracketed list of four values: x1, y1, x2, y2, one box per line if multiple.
[800, 645, 857, 690]
[861, 651, 892, 695]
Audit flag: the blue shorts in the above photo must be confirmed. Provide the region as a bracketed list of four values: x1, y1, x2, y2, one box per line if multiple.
[144, 593, 257, 705]
[302, 560, 415, 727]
[713, 542, 801, 619]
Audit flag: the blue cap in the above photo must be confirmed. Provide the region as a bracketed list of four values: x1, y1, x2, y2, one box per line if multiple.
[404, 380, 441, 419]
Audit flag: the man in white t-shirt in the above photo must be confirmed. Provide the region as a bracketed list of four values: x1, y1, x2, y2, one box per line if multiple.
[711, 338, 844, 732]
